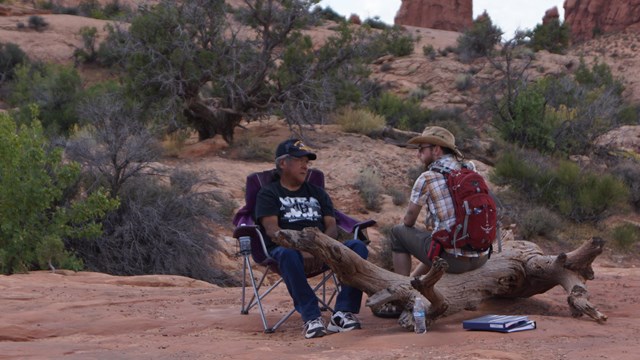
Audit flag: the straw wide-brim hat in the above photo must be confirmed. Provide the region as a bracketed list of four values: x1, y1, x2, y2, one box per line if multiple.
[408, 126, 463, 158]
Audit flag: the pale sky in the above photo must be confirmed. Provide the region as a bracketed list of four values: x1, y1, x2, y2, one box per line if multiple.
[317, 1, 565, 39]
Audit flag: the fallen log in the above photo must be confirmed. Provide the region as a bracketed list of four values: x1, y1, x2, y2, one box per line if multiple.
[275, 228, 608, 331]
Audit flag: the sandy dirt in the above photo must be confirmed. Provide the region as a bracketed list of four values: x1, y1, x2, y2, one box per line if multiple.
[1, 263, 639, 360]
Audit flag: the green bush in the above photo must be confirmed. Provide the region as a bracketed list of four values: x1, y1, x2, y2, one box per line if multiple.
[493, 80, 558, 153]
[422, 45, 436, 60]
[334, 107, 386, 135]
[456, 11, 502, 62]
[493, 151, 629, 222]
[9, 63, 82, 136]
[0, 112, 118, 274]
[368, 91, 430, 131]
[529, 19, 570, 54]
[312, 6, 345, 23]
[28, 15, 49, 31]
[73, 26, 99, 64]
[363, 16, 389, 30]
[455, 73, 473, 91]
[611, 223, 640, 249]
[372, 26, 415, 57]
[0, 42, 28, 83]
[610, 160, 640, 210]
[574, 58, 624, 95]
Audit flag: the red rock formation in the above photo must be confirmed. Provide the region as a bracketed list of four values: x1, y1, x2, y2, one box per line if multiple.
[394, 0, 472, 32]
[564, 0, 640, 41]
[543, 6, 560, 25]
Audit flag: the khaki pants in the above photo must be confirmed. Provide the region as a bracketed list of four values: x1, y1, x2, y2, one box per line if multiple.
[389, 224, 488, 274]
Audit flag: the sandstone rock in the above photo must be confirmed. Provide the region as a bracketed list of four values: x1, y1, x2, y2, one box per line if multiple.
[394, 0, 472, 32]
[543, 6, 560, 25]
[564, 0, 640, 42]
[594, 125, 640, 155]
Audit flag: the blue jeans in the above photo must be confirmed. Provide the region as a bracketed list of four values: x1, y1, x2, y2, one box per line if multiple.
[269, 239, 368, 323]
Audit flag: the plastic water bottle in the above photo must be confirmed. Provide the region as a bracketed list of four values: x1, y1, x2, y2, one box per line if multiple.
[413, 297, 427, 334]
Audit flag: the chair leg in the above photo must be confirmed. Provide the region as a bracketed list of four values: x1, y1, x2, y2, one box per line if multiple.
[241, 262, 341, 333]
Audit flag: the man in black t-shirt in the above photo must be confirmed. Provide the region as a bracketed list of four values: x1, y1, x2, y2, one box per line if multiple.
[255, 139, 368, 339]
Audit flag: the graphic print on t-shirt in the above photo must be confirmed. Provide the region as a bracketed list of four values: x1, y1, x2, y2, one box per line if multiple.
[279, 196, 321, 223]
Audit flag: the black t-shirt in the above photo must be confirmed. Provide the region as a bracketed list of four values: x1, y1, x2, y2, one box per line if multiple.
[255, 181, 335, 251]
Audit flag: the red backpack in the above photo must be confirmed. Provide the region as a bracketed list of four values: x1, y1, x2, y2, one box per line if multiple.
[427, 166, 497, 260]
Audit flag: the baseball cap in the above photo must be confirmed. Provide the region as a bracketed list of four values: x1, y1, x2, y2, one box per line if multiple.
[275, 139, 317, 160]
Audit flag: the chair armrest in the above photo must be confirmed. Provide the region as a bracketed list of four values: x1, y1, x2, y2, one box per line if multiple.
[234, 224, 272, 264]
[335, 210, 376, 243]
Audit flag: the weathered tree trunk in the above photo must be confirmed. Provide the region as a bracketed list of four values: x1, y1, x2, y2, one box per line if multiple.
[275, 228, 608, 331]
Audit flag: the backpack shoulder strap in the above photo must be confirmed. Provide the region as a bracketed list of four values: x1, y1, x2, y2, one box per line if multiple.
[429, 164, 451, 176]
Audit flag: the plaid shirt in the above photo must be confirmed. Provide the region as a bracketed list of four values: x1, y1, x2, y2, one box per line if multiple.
[409, 155, 489, 257]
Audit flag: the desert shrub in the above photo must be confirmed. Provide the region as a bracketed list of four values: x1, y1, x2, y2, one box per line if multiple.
[66, 89, 237, 285]
[368, 91, 430, 131]
[363, 16, 389, 30]
[28, 15, 49, 31]
[616, 105, 639, 125]
[519, 206, 562, 239]
[455, 73, 473, 91]
[388, 187, 408, 206]
[230, 134, 273, 162]
[611, 223, 640, 250]
[610, 160, 640, 210]
[312, 6, 345, 23]
[73, 26, 98, 64]
[0, 42, 28, 83]
[102, 0, 130, 19]
[372, 26, 415, 57]
[406, 165, 424, 187]
[408, 87, 429, 101]
[355, 168, 383, 212]
[422, 45, 436, 60]
[66, 174, 238, 286]
[529, 19, 570, 54]
[493, 79, 559, 153]
[456, 11, 502, 62]
[161, 129, 192, 157]
[9, 63, 82, 137]
[0, 112, 118, 274]
[492, 151, 629, 222]
[574, 58, 624, 95]
[334, 107, 386, 135]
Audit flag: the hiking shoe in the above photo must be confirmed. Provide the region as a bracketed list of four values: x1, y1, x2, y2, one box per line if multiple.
[327, 311, 361, 333]
[303, 317, 327, 339]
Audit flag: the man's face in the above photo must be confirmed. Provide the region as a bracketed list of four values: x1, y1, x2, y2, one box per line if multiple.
[281, 155, 311, 184]
[416, 144, 436, 167]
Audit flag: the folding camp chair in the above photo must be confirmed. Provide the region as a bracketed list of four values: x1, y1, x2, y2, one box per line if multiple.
[232, 168, 375, 333]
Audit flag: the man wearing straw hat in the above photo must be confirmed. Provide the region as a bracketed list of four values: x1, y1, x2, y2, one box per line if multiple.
[375, 126, 491, 318]
[394, 126, 490, 273]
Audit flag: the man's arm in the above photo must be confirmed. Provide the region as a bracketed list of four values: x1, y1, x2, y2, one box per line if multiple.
[323, 215, 338, 239]
[260, 215, 281, 240]
[403, 202, 422, 227]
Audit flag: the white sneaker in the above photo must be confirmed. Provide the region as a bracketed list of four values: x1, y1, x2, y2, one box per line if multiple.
[303, 317, 327, 339]
[327, 311, 361, 333]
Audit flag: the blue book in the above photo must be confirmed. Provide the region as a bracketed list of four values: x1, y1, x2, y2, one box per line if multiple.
[463, 315, 536, 333]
